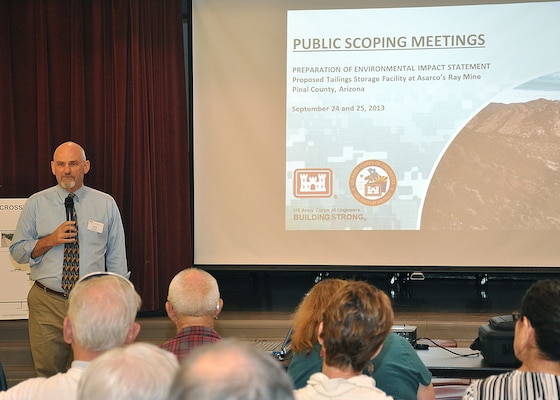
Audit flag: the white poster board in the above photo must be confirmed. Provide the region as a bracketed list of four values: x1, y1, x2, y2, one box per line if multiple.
[0, 198, 32, 319]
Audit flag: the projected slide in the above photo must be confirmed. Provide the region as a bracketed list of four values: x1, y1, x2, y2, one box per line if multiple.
[192, 0, 560, 267]
[286, 2, 560, 231]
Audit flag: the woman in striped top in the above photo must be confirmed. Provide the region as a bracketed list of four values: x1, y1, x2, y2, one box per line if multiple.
[463, 279, 560, 400]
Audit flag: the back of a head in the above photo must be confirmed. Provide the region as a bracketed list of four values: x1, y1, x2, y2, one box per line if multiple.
[77, 342, 179, 400]
[167, 268, 220, 317]
[321, 280, 394, 373]
[520, 279, 560, 361]
[67, 274, 142, 352]
[291, 278, 348, 353]
[168, 339, 295, 400]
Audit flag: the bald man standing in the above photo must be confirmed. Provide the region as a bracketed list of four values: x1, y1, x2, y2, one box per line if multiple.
[10, 141, 128, 377]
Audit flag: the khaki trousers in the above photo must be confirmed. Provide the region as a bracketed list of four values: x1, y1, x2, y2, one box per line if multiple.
[27, 283, 72, 377]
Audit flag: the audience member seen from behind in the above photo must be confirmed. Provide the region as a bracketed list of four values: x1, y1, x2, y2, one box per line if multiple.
[160, 268, 222, 361]
[372, 332, 435, 400]
[0, 272, 141, 400]
[168, 339, 295, 400]
[9, 141, 128, 377]
[288, 279, 435, 400]
[77, 342, 179, 400]
[288, 278, 347, 388]
[294, 280, 394, 400]
[463, 279, 560, 400]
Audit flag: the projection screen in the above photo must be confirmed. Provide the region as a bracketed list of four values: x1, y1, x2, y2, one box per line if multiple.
[190, 0, 560, 271]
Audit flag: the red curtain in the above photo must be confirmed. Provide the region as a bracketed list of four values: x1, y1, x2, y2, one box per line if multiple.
[0, 0, 192, 311]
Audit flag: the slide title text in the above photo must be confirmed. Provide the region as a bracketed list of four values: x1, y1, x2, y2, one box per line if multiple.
[293, 34, 485, 51]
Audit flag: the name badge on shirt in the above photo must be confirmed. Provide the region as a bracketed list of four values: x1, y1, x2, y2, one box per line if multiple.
[87, 220, 104, 234]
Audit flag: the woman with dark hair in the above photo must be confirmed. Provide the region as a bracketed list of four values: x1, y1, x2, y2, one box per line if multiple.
[294, 280, 396, 399]
[463, 279, 560, 400]
[288, 279, 434, 400]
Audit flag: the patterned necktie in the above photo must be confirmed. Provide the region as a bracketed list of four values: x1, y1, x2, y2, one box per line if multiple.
[62, 193, 79, 295]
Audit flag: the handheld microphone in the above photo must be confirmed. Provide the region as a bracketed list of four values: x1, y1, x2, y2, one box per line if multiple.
[65, 196, 74, 221]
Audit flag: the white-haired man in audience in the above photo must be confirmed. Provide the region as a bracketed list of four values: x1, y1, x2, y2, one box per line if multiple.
[160, 268, 223, 361]
[168, 339, 295, 400]
[77, 342, 179, 400]
[0, 272, 141, 400]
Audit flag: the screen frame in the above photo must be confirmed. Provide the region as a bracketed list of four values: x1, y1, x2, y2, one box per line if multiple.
[186, 0, 560, 274]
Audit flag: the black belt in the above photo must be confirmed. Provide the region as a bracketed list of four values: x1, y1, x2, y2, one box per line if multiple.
[35, 281, 68, 299]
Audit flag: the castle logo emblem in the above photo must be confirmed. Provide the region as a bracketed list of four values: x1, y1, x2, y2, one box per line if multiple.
[349, 160, 396, 206]
[294, 168, 333, 198]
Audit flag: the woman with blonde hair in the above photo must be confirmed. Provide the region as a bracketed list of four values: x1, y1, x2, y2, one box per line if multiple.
[288, 278, 347, 388]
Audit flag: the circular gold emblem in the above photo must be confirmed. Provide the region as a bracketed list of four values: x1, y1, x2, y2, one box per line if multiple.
[349, 160, 397, 206]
